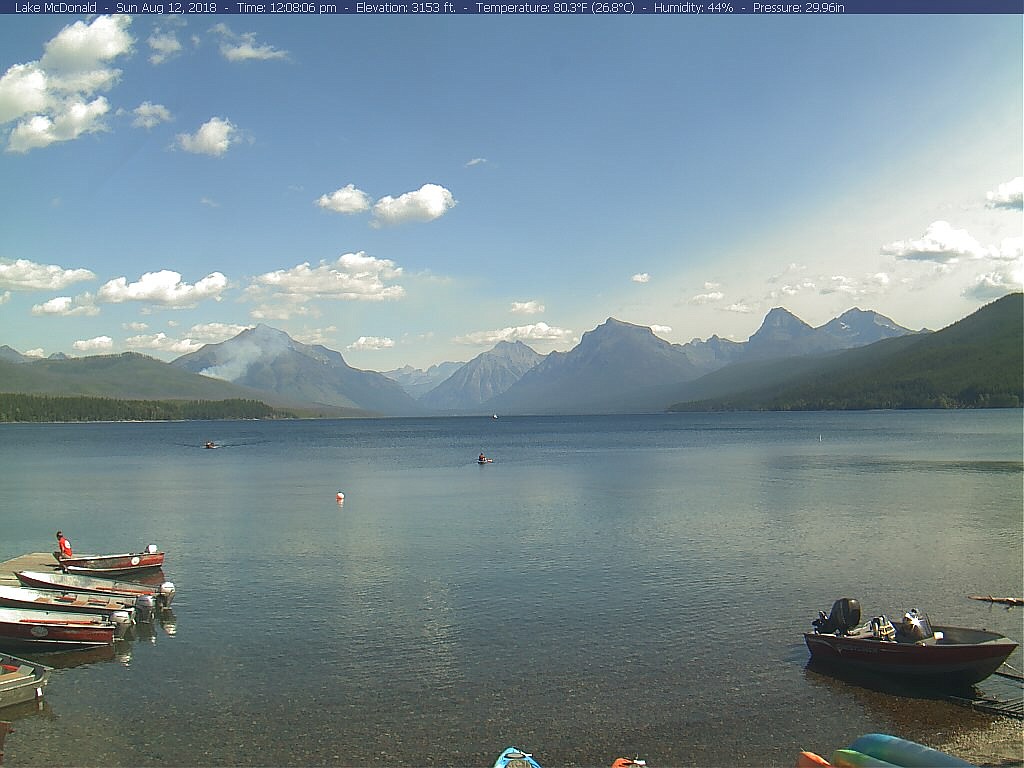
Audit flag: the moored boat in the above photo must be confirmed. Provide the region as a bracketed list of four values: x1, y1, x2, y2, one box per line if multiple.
[0, 654, 51, 710]
[0, 585, 140, 623]
[16, 571, 175, 609]
[804, 598, 1018, 686]
[0, 607, 129, 651]
[54, 544, 165, 576]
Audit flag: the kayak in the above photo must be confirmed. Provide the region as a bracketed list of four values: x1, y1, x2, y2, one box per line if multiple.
[493, 747, 542, 768]
[845, 733, 974, 767]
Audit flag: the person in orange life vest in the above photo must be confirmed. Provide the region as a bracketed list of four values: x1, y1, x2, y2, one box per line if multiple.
[56, 530, 72, 557]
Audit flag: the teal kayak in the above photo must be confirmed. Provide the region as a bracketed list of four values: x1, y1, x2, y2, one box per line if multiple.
[493, 747, 542, 768]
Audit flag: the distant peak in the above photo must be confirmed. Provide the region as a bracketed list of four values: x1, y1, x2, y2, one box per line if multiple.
[250, 323, 287, 337]
[594, 317, 655, 334]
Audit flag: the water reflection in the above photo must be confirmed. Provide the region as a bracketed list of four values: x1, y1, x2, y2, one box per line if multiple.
[0, 697, 54, 723]
[159, 609, 177, 637]
[18, 645, 116, 670]
[803, 658, 978, 700]
[123, 569, 169, 587]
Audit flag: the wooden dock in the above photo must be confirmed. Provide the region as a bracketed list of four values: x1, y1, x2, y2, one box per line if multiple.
[0, 553, 59, 587]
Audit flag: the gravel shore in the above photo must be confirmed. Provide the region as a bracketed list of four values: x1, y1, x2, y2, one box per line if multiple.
[939, 719, 1024, 767]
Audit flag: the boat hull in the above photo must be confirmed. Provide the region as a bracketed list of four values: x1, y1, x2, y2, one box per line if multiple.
[56, 551, 165, 575]
[16, 571, 174, 607]
[0, 654, 51, 710]
[804, 625, 1017, 686]
[0, 585, 136, 619]
[0, 608, 119, 651]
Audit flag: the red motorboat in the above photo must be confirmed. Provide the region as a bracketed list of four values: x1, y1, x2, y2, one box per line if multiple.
[804, 598, 1018, 686]
[54, 544, 165, 576]
[0, 607, 130, 652]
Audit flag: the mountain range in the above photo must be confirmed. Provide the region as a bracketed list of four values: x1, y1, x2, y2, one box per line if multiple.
[1, 295, 1019, 417]
[170, 324, 423, 415]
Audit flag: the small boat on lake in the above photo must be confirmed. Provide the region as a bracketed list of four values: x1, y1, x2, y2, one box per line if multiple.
[0, 607, 130, 652]
[804, 597, 1018, 686]
[54, 544, 165, 576]
[0, 585, 141, 623]
[15, 571, 175, 609]
[0, 654, 51, 711]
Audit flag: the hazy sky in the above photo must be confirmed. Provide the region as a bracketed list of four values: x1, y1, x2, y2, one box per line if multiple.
[0, 13, 1021, 370]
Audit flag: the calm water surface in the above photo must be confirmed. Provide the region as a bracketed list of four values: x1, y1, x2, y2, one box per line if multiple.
[0, 411, 1021, 767]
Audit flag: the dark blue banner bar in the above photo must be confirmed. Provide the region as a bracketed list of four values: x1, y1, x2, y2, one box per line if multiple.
[1, 0, 1020, 11]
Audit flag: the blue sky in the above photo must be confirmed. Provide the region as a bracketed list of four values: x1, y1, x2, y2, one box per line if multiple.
[0, 13, 1021, 371]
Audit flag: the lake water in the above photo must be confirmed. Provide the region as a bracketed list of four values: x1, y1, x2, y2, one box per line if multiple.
[0, 411, 1021, 767]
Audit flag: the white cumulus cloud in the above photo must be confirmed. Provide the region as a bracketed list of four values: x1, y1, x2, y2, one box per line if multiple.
[511, 300, 545, 315]
[177, 117, 237, 156]
[347, 336, 395, 351]
[212, 24, 288, 62]
[454, 322, 574, 346]
[73, 335, 113, 352]
[986, 177, 1023, 210]
[187, 322, 250, 342]
[0, 258, 95, 290]
[0, 64, 49, 124]
[147, 31, 182, 65]
[8, 97, 110, 152]
[881, 220, 993, 263]
[132, 101, 171, 129]
[690, 290, 724, 304]
[251, 252, 404, 302]
[1, 15, 132, 152]
[316, 184, 372, 215]
[631, 273, 650, 284]
[371, 183, 456, 227]
[98, 270, 227, 306]
[31, 295, 98, 316]
[124, 332, 204, 355]
[963, 263, 1024, 300]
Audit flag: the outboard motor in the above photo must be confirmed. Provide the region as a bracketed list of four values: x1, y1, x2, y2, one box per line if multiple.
[812, 597, 862, 635]
[134, 594, 156, 623]
[158, 582, 176, 608]
[110, 610, 133, 639]
[146, 543, 158, 554]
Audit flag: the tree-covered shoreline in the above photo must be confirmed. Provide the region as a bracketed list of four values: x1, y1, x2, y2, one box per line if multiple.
[0, 393, 295, 423]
